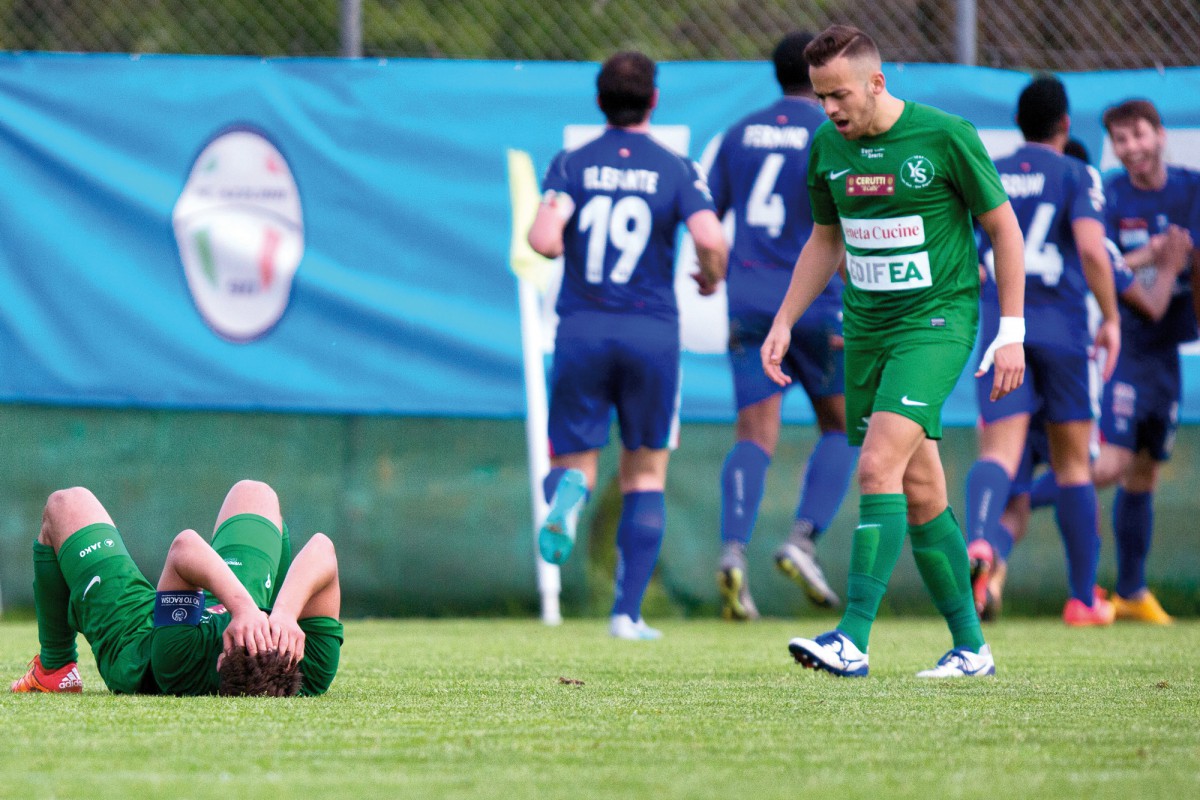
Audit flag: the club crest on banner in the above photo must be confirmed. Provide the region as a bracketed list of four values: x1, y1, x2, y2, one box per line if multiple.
[172, 127, 304, 342]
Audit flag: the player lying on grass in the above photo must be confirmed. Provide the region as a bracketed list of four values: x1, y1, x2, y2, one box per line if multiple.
[11, 480, 342, 697]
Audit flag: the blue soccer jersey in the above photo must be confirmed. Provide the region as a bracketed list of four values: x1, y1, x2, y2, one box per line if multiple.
[541, 128, 715, 322]
[981, 144, 1104, 352]
[1098, 165, 1200, 458]
[706, 97, 843, 320]
[1105, 165, 1200, 351]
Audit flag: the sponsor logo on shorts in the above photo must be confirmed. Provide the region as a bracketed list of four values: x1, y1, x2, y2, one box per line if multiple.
[844, 174, 895, 196]
[900, 155, 935, 189]
[82, 575, 102, 600]
[78, 539, 116, 559]
[841, 215, 924, 249]
[900, 396, 929, 407]
[1111, 381, 1136, 418]
[846, 252, 932, 291]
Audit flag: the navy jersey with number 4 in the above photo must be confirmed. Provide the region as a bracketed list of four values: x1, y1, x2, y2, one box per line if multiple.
[706, 97, 842, 319]
[541, 128, 715, 322]
[981, 143, 1104, 352]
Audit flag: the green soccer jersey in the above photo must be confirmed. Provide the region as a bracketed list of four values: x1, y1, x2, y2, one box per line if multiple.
[807, 101, 1008, 345]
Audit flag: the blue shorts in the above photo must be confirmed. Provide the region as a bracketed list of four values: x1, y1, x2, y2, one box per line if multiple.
[1100, 380, 1179, 461]
[1099, 343, 1181, 461]
[976, 341, 1092, 425]
[728, 307, 843, 410]
[548, 310, 680, 455]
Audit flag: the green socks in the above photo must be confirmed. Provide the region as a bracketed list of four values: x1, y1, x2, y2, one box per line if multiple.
[910, 508, 985, 652]
[838, 493, 908, 652]
[32, 541, 78, 669]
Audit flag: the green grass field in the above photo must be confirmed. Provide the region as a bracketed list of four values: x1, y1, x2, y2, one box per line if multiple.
[3, 617, 1198, 799]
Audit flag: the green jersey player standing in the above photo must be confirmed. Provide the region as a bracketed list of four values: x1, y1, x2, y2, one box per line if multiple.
[762, 24, 1026, 678]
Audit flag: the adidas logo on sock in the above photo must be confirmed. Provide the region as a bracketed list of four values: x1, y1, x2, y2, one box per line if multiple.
[58, 667, 82, 690]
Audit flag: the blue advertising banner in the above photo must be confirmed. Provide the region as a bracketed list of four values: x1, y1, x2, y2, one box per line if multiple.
[2, 53, 1199, 421]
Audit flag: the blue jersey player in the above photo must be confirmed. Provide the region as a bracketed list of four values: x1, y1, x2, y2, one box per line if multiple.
[967, 77, 1122, 626]
[527, 51, 727, 640]
[1080, 99, 1198, 624]
[705, 32, 856, 620]
[978, 232, 1182, 620]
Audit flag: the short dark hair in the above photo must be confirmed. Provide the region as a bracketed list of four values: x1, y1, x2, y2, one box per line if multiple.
[1063, 137, 1091, 165]
[803, 25, 880, 69]
[773, 32, 815, 94]
[1102, 98, 1163, 133]
[597, 51, 656, 127]
[218, 648, 303, 697]
[1016, 75, 1069, 143]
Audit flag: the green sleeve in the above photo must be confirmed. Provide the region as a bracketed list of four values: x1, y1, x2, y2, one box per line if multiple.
[807, 133, 840, 225]
[948, 117, 1008, 216]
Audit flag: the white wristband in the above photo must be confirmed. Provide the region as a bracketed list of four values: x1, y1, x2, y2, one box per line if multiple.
[996, 316, 1025, 345]
[977, 316, 1025, 374]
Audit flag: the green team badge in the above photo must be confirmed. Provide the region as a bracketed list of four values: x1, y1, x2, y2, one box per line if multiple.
[900, 155, 935, 189]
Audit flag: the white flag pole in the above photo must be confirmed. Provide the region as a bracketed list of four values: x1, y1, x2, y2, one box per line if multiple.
[517, 277, 561, 625]
[507, 148, 562, 625]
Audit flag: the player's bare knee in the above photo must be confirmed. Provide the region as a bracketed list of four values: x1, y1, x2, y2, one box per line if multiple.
[41, 487, 105, 546]
[309, 531, 335, 555]
[227, 479, 277, 505]
[856, 450, 901, 494]
[217, 479, 281, 525]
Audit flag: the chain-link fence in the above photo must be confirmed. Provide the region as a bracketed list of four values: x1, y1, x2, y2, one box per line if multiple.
[1, 1, 1198, 69]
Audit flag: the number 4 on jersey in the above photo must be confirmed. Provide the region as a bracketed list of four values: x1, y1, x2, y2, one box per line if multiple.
[985, 201, 1063, 286]
[746, 153, 786, 237]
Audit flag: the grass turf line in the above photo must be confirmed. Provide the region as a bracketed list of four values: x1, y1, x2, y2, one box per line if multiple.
[2, 618, 1198, 799]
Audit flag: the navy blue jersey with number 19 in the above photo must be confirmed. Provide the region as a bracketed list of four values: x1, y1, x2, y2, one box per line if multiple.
[541, 128, 715, 322]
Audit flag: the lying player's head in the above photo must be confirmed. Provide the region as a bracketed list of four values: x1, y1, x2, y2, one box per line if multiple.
[218, 647, 303, 697]
[597, 51, 657, 128]
[803, 25, 884, 140]
[1102, 99, 1166, 183]
[773, 31, 815, 95]
[1016, 75, 1069, 144]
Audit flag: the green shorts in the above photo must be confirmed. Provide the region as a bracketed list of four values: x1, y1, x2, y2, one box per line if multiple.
[204, 513, 284, 610]
[58, 523, 157, 695]
[843, 333, 973, 446]
[152, 614, 344, 697]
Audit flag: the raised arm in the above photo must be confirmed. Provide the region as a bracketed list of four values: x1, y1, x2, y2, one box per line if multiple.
[266, 534, 341, 666]
[158, 529, 271, 655]
[760, 221, 844, 386]
[1122, 235, 1190, 322]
